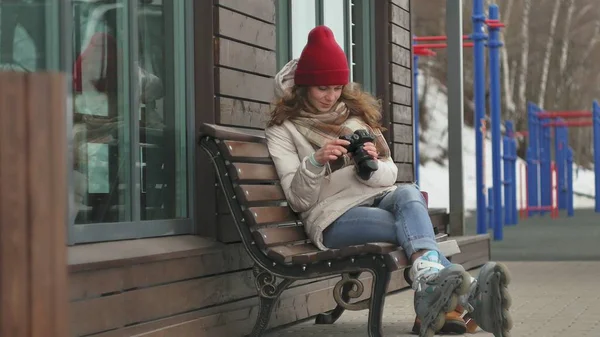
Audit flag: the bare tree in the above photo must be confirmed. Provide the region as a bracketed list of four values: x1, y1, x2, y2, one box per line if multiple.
[536, 0, 562, 108]
[516, 0, 531, 123]
[555, 0, 576, 99]
[500, 0, 516, 119]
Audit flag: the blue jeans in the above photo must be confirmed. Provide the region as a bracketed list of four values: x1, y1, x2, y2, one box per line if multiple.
[322, 184, 451, 267]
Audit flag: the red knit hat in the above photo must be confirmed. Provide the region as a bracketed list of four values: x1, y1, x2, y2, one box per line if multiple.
[294, 26, 349, 86]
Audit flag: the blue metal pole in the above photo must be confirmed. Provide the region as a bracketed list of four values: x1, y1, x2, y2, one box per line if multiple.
[512, 132, 518, 224]
[488, 187, 494, 231]
[593, 101, 600, 212]
[503, 134, 511, 225]
[561, 124, 569, 210]
[413, 54, 421, 186]
[542, 121, 552, 214]
[473, 0, 488, 235]
[566, 147, 574, 216]
[505, 120, 517, 225]
[527, 103, 538, 216]
[553, 121, 561, 209]
[488, 5, 503, 240]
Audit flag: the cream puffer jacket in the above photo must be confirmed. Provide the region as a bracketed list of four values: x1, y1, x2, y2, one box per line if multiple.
[265, 122, 398, 250]
[266, 59, 399, 250]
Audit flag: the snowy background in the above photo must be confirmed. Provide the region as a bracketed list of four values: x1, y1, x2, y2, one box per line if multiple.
[416, 74, 596, 215]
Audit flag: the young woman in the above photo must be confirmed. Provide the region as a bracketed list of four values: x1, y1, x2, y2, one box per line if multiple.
[265, 25, 512, 337]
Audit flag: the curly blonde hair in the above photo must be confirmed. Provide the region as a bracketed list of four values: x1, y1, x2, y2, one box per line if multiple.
[267, 83, 385, 130]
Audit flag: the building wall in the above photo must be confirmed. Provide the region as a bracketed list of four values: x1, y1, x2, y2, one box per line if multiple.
[389, 0, 415, 183]
[68, 1, 423, 336]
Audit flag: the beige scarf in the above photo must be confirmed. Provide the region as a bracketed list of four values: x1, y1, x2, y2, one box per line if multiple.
[291, 102, 391, 172]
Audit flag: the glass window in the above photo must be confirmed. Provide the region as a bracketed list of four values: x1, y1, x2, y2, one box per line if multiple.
[284, 0, 356, 81]
[0, 1, 56, 71]
[1, 0, 193, 244]
[71, 0, 190, 242]
[290, 0, 316, 59]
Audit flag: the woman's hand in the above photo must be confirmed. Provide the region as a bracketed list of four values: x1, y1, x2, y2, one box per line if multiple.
[363, 142, 378, 159]
[314, 139, 351, 165]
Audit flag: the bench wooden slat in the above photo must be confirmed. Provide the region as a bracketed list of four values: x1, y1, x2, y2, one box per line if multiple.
[253, 226, 307, 247]
[220, 140, 270, 160]
[229, 163, 278, 181]
[244, 206, 298, 227]
[236, 184, 286, 203]
[270, 234, 450, 266]
[200, 123, 266, 143]
[266, 243, 327, 264]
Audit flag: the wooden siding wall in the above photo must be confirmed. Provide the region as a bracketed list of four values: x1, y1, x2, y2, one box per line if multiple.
[389, 0, 414, 183]
[0, 73, 69, 337]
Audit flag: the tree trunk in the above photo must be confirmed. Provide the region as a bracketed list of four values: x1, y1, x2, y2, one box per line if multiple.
[516, 0, 531, 122]
[500, 0, 516, 119]
[555, 0, 576, 100]
[536, 0, 562, 108]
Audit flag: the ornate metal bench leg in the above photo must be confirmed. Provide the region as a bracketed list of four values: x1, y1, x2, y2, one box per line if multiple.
[315, 271, 361, 324]
[367, 261, 391, 337]
[247, 265, 293, 337]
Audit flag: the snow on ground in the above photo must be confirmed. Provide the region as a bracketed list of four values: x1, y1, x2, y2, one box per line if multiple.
[416, 73, 596, 213]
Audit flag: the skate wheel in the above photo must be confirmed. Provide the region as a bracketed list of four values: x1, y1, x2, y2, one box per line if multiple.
[433, 312, 446, 331]
[456, 271, 471, 295]
[443, 294, 458, 313]
[501, 287, 512, 308]
[422, 327, 436, 337]
[496, 262, 511, 284]
[502, 309, 514, 331]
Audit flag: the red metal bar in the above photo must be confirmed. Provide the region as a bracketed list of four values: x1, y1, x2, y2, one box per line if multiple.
[537, 111, 592, 119]
[543, 120, 593, 127]
[485, 19, 506, 28]
[413, 35, 471, 42]
[414, 42, 474, 49]
[414, 48, 436, 57]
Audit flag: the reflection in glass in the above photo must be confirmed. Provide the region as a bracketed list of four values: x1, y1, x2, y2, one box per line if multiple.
[71, 0, 188, 225]
[137, 1, 188, 221]
[72, 1, 131, 223]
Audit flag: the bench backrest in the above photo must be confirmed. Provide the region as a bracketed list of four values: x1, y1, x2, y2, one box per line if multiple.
[199, 124, 311, 256]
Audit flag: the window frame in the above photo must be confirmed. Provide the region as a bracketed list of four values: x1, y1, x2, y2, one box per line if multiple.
[276, 0, 375, 94]
[49, 0, 196, 245]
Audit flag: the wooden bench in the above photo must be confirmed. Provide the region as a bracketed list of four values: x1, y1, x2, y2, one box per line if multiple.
[198, 123, 461, 337]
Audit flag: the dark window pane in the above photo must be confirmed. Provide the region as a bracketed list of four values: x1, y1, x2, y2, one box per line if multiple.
[72, 0, 132, 224]
[137, 1, 188, 220]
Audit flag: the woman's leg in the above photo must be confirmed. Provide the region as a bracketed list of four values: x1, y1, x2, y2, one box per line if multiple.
[375, 184, 442, 261]
[376, 184, 470, 336]
[322, 206, 398, 249]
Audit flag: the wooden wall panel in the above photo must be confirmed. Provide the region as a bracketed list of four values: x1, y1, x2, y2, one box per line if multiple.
[391, 84, 412, 106]
[388, 1, 414, 183]
[390, 24, 411, 48]
[214, 2, 276, 128]
[217, 7, 276, 50]
[216, 38, 276, 76]
[0, 73, 68, 337]
[392, 104, 412, 124]
[392, 63, 411, 86]
[216, 0, 276, 23]
[393, 143, 413, 163]
[218, 68, 274, 104]
[391, 0, 410, 11]
[393, 123, 413, 143]
[391, 44, 411, 67]
[391, 3, 410, 29]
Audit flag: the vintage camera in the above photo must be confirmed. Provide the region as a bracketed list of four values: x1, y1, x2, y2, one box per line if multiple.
[339, 129, 379, 180]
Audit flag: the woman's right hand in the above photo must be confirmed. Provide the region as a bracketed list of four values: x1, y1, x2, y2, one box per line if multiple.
[313, 139, 351, 165]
